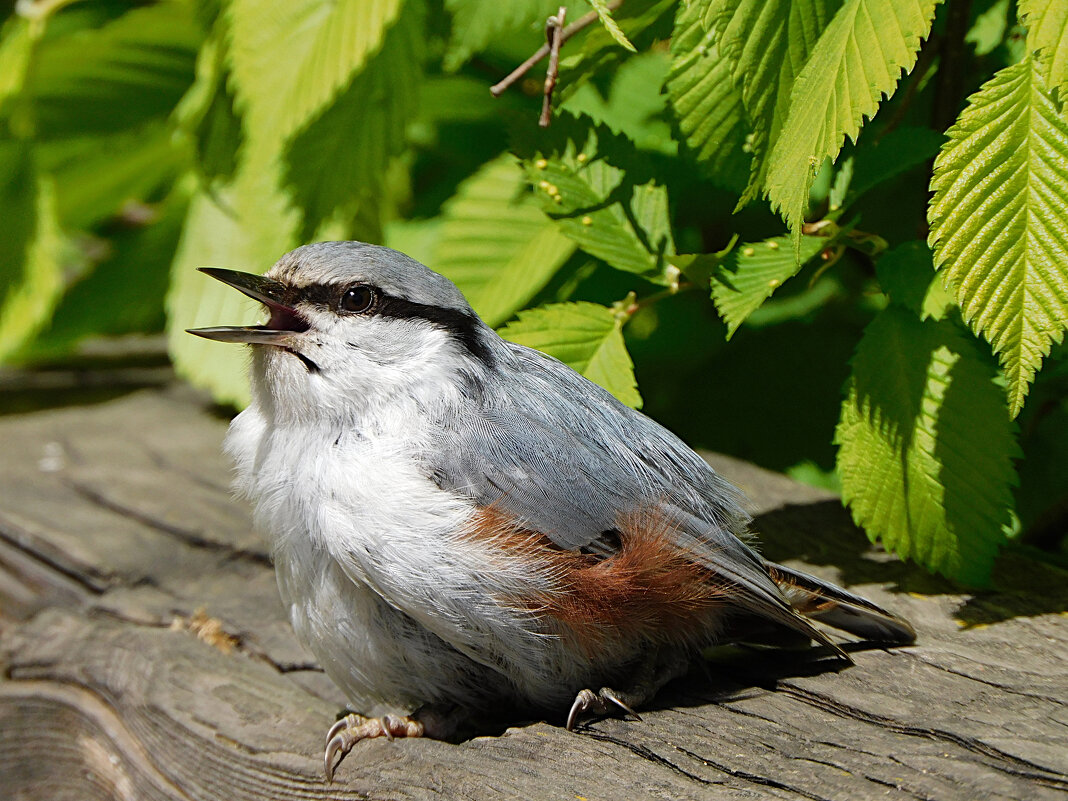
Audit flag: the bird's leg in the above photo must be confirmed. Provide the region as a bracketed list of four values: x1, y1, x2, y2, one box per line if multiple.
[324, 713, 424, 781]
[566, 649, 691, 731]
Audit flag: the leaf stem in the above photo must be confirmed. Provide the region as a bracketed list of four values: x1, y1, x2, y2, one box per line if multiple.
[615, 282, 693, 322]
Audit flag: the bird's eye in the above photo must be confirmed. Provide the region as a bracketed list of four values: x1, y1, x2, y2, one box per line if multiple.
[340, 285, 375, 314]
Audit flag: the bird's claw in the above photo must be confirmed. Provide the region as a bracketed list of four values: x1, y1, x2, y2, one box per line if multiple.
[566, 686, 643, 731]
[324, 713, 425, 781]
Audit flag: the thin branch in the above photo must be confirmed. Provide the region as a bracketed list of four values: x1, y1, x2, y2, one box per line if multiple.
[932, 0, 974, 131]
[539, 8, 567, 127]
[490, 0, 624, 98]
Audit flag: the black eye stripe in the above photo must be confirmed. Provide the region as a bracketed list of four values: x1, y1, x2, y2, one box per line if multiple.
[293, 281, 495, 366]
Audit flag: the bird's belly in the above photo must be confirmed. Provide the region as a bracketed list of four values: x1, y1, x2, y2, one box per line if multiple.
[274, 538, 503, 715]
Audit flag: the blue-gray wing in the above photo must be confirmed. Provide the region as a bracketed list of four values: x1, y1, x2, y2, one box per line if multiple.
[427, 343, 833, 640]
[429, 343, 745, 548]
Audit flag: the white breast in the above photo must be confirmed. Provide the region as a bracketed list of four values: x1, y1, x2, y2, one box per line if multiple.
[225, 397, 591, 713]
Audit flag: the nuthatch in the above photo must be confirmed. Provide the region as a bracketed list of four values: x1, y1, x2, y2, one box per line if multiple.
[189, 242, 914, 780]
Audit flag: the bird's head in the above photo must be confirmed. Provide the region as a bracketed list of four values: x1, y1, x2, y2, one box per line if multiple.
[187, 242, 494, 422]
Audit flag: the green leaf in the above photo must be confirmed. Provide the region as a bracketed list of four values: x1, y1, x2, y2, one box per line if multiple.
[587, 0, 637, 51]
[665, 1, 750, 191]
[173, 33, 244, 184]
[517, 114, 675, 281]
[30, 1, 201, 139]
[0, 144, 64, 363]
[928, 56, 1068, 417]
[764, 0, 939, 243]
[710, 233, 828, 338]
[444, 0, 559, 70]
[705, 0, 843, 204]
[966, 0, 1010, 57]
[0, 16, 33, 115]
[39, 120, 184, 229]
[226, 0, 405, 142]
[499, 302, 642, 408]
[23, 185, 190, 361]
[1021, 0, 1068, 93]
[835, 306, 1018, 584]
[384, 217, 442, 266]
[562, 50, 676, 155]
[433, 154, 576, 327]
[875, 241, 953, 321]
[283, 8, 423, 236]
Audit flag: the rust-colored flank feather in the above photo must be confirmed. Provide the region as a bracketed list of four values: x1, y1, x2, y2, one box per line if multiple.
[463, 506, 727, 652]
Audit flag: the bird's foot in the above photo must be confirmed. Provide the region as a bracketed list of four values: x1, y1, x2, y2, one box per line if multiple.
[565, 649, 692, 730]
[324, 713, 424, 781]
[566, 687, 643, 730]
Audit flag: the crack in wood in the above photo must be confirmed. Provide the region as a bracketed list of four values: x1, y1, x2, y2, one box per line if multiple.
[579, 730, 723, 786]
[862, 772, 931, 801]
[0, 515, 110, 595]
[777, 684, 1068, 788]
[65, 479, 271, 568]
[673, 744, 836, 801]
[903, 651, 1068, 707]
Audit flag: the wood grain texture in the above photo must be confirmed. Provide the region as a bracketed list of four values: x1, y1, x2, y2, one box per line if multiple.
[1, 383, 1065, 801]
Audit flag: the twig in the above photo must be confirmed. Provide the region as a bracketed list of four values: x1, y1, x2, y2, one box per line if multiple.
[539, 8, 567, 127]
[490, 0, 624, 98]
[932, 0, 973, 131]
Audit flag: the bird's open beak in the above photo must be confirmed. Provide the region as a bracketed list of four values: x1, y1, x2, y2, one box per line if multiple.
[186, 268, 310, 345]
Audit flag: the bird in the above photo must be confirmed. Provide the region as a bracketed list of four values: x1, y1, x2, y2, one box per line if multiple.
[188, 241, 915, 781]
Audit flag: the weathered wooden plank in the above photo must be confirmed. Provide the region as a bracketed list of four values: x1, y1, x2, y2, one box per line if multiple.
[1, 384, 1065, 800]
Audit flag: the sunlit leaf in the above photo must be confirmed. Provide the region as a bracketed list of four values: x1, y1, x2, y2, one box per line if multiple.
[764, 0, 939, 245]
[0, 16, 33, 115]
[227, 0, 405, 142]
[835, 306, 1018, 584]
[928, 56, 1068, 417]
[1020, 0, 1068, 93]
[517, 114, 674, 281]
[704, 0, 842, 204]
[0, 144, 64, 363]
[711, 234, 828, 337]
[433, 154, 576, 327]
[284, 8, 423, 236]
[499, 302, 642, 407]
[588, 0, 637, 51]
[173, 34, 243, 184]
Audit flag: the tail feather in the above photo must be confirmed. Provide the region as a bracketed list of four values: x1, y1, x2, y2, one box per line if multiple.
[768, 562, 916, 646]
